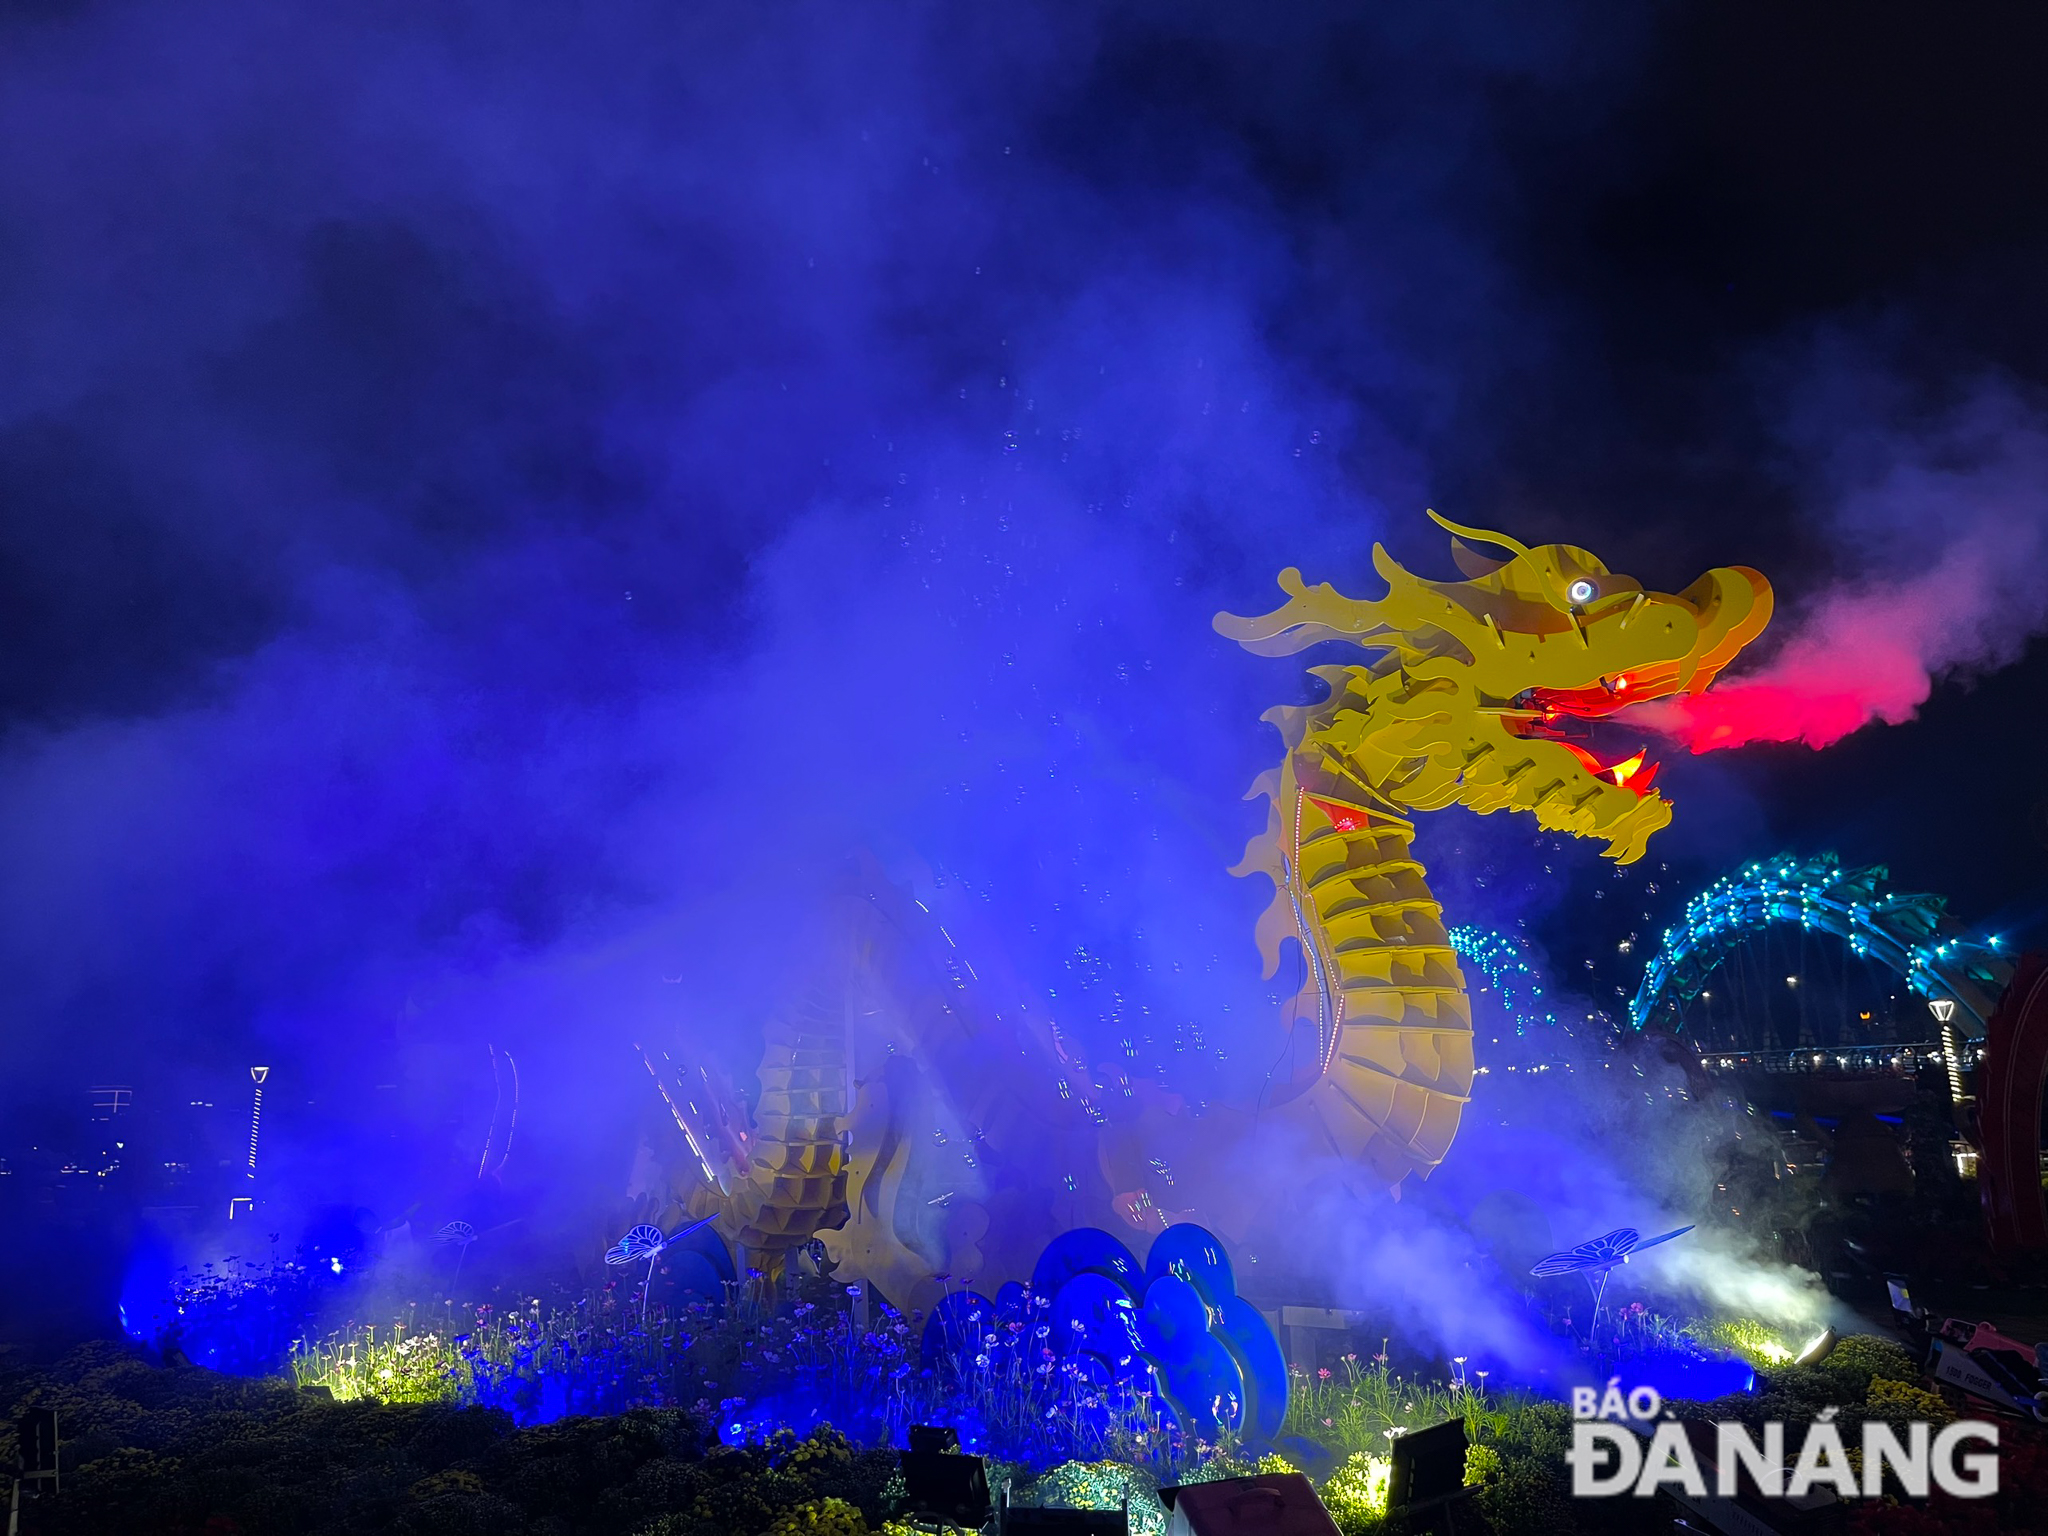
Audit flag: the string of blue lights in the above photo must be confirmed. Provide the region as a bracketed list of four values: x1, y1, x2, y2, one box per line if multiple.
[1628, 853, 2010, 1035]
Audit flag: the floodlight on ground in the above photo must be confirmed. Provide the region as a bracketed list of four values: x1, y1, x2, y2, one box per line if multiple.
[907, 1424, 960, 1455]
[1389, 1417, 1470, 1509]
[1794, 1326, 1839, 1366]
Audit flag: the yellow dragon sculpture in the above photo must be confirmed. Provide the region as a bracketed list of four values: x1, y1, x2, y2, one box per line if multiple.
[645, 515, 1771, 1302]
[1213, 510, 1771, 1192]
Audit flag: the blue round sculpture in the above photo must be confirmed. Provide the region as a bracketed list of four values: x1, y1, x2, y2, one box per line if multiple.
[661, 1250, 730, 1304]
[1144, 1223, 1236, 1305]
[672, 1220, 738, 1285]
[1212, 1292, 1288, 1444]
[1015, 1222, 1291, 1445]
[995, 1279, 1030, 1328]
[1047, 1270, 1148, 1382]
[1136, 1272, 1244, 1439]
[1031, 1227, 1145, 1301]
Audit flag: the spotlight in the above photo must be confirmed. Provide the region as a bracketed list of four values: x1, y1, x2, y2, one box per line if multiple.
[902, 1425, 989, 1528]
[1159, 1472, 1339, 1535]
[1793, 1327, 1838, 1367]
[1390, 1417, 1471, 1511]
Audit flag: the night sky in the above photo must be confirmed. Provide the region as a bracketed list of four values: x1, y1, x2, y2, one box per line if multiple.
[1, 3, 2044, 1206]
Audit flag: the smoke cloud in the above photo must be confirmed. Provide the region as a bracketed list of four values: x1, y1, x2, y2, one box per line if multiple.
[0, 2, 1646, 1236]
[1628, 383, 2048, 752]
[0, 2, 1905, 1365]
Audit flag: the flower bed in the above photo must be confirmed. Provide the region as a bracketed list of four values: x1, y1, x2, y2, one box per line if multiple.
[6, 1333, 2045, 1535]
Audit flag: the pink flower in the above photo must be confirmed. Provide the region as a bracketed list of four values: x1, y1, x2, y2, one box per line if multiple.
[1318, 1367, 1331, 1380]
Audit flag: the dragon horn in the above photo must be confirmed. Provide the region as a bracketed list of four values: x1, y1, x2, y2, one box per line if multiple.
[1213, 566, 1393, 655]
[1424, 508, 1533, 561]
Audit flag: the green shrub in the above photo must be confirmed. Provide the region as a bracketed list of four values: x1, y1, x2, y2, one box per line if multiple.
[1017, 1458, 1167, 1536]
[1463, 1402, 1580, 1536]
[1864, 1375, 1954, 1427]
[1462, 1441, 1501, 1488]
[1819, 1334, 1920, 1397]
[8, 1333, 1939, 1536]
[1319, 1450, 1391, 1536]
[5, 1345, 892, 1536]
[762, 1497, 870, 1536]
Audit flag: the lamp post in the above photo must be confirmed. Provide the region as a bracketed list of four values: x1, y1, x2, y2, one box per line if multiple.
[1930, 998, 1964, 1101]
[1929, 996, 1979, 1170]
[246, 1065, 268, 1179]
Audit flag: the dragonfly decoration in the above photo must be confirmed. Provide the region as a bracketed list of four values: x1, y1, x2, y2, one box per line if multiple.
[1530, 1225, 1693, 1344]
[606, 1215, 716, 1322]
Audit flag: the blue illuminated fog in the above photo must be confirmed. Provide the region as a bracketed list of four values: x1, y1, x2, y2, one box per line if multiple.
[6, 1, 2024, 1369]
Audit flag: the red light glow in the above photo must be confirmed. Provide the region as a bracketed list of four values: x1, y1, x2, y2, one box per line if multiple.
[1306, 794, 1371, 832]
[1623, 518, 2045, 753]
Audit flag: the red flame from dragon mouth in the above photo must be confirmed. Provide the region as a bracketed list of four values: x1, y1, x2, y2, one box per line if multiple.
[1599, 748, 1653, 790]
[1561, 741, 1659, 796]
[1509, 680, 1660, 796]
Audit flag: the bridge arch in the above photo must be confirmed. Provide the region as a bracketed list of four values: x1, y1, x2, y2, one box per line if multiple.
[1629, 852, 2010, 1040]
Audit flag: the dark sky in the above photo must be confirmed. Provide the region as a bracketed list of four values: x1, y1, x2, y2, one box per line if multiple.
[1, 1, 2044, 1155]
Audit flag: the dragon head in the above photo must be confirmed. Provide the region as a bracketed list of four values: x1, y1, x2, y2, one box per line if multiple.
[1217, 512, 1772, 862]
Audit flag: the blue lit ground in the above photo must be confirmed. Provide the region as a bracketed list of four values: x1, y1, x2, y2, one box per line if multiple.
[121, 1231, 1766, 1457]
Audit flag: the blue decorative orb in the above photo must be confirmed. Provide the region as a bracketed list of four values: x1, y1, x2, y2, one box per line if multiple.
[1212, 1291, 1288, 1444]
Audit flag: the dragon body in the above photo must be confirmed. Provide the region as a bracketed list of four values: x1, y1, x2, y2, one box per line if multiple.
[651, 516, 1771, 1301]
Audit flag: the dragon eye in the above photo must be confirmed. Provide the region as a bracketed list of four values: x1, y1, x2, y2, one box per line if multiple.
[1566, 578, 1597, 605]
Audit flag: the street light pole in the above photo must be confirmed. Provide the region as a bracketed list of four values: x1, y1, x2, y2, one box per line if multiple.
[231, 1066, 270, 1220]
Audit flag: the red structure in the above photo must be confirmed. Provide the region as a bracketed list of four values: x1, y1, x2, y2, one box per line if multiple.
[1976, 950, 2048, 1256]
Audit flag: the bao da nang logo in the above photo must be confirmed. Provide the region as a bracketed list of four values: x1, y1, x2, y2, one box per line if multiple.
[1568, 1379, 2000, 1502]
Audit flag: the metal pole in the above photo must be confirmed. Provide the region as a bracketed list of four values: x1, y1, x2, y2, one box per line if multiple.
[248, 1068, 269, 1171]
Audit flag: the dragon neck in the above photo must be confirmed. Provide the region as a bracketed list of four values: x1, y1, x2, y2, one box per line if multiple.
[1283, 751, 1464, 1043]
[1272, 740, 1475, 1187]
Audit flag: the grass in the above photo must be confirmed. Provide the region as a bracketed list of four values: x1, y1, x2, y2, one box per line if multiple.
[1280, 1345, 1525, 1464]
[1690, 1314, 1798, 1365]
